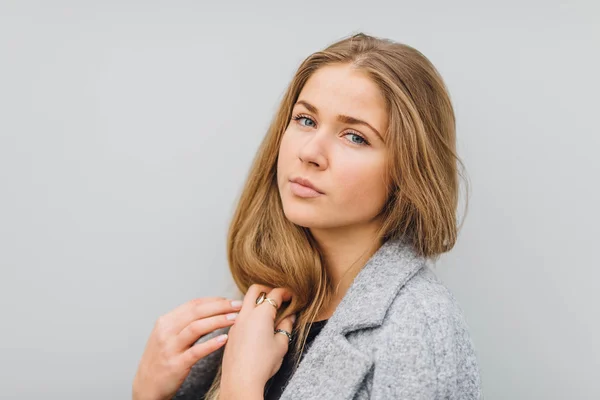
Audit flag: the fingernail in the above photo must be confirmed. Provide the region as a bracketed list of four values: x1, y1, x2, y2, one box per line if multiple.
[226, 312, 238, 320]
[291, 314, 297, 323]
[231, 300, 243, 309]
[216, 334, 228, 343]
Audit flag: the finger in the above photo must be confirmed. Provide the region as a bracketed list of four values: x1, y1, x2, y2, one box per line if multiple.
[165, 298, 242, 335]
[175, 312, 238, 352]
[166, 297, 225, 326]
[274, 313, 296, 358]
[268, 287, 294, 305]
[175, 299, 245, 333]
[255, 287, 294, 320]
[239, 284, 273, 318]
[179, 331, 229, 369]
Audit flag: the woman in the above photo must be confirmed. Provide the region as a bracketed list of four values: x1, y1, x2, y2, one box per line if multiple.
[133, 32, 482, 400]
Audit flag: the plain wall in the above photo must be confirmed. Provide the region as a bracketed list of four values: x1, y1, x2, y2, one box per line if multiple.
[1, 1, 598, 399]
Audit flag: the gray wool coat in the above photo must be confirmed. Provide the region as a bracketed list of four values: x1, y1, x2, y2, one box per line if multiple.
[173, 238, 483, 399]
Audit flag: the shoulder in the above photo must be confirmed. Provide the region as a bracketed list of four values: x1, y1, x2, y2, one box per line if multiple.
[372, 265, 482, 399]
[386, 265, 473, 335]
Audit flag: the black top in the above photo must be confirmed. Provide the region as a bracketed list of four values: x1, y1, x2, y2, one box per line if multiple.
[263, 319, 329, 400]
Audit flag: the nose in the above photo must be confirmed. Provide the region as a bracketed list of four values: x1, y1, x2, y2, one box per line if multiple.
[297, 130, 328, 170]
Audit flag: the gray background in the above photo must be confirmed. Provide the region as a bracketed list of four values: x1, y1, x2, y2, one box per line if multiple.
[1, 1, 598, 399]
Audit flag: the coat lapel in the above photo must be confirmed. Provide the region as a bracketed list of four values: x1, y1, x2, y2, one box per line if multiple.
[279, 237, 426, 400]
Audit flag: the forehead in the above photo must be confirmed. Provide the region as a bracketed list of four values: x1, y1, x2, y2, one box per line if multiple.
[296, 64, 388, 130]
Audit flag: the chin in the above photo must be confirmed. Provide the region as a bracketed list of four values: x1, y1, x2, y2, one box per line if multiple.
[282, 205, 332, 229]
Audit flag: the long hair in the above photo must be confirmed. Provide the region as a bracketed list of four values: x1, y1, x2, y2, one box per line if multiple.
[205, 31, 469, 399]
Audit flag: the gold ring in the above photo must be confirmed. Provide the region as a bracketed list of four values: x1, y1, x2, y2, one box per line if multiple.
[264, 297, 278, 309]
[255, 292, 267, 305]
[255, 292, 278, 309]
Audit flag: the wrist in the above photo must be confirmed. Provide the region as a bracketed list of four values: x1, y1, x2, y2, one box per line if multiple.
[220, 389, 263, 400]
[220, 379, 264, 400]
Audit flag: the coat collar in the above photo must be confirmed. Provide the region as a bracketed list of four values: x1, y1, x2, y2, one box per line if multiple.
[279, 237, 426, 399]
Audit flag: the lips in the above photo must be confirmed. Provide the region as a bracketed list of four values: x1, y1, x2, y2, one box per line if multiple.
[289, 177, 324, 198]
[291, 177, 322, 193]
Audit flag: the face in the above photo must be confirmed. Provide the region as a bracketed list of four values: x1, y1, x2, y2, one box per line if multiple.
[276, 63, 389, 234]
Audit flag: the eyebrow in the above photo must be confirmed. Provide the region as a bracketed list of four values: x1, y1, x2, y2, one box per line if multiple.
[294, 100, 384, 142]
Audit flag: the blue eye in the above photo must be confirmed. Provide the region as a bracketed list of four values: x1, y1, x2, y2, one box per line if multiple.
[345, 133, 367, 145]
[291, 113, 370, 146]
[292, 114, 316, 127]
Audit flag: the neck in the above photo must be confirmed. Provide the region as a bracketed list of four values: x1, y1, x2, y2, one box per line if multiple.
[310, 220, 384, 297]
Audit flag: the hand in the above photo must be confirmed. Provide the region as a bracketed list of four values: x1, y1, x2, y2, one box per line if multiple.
[220, 284, 296, 399]
[132, 297, 242, 400]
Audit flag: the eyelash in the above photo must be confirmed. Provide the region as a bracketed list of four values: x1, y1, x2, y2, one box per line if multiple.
[291, 113, 370, 146]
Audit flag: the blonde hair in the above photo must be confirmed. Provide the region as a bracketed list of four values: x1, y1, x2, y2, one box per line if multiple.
[205, 32, 469, 399]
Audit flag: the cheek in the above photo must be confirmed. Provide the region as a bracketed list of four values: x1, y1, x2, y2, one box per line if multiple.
[278, 133, 293, 161]
[335, 159, 387, 209]
[277, 131, 294, 181]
